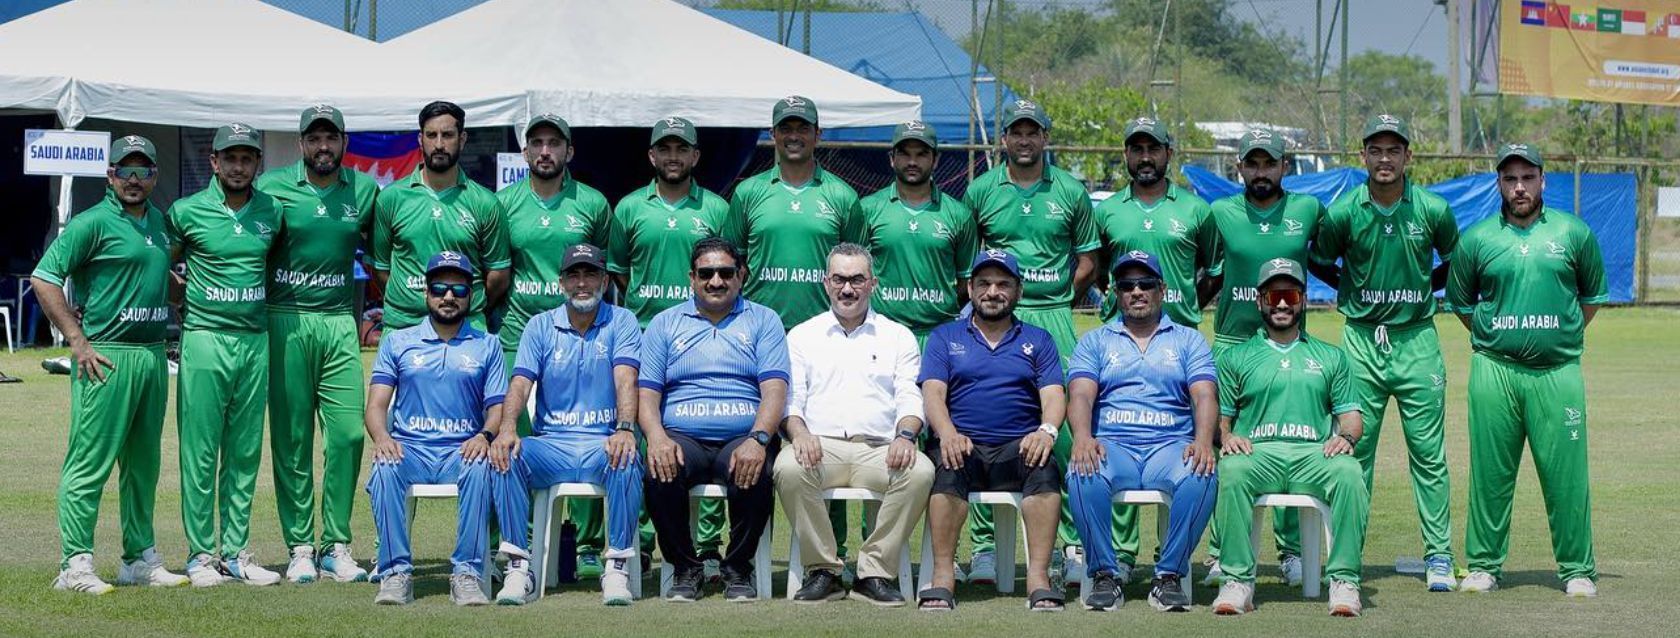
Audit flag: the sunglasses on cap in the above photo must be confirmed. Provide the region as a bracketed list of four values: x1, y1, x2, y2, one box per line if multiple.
[695, 266, 738, 281]
[427, 282, 471, 298]
[1261, 288, 1303, 307]
[1113, 277, 1161, 293]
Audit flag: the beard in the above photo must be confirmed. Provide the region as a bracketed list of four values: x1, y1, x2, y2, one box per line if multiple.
[429, 307, 464, 326]
[425, 149, 459, 172]
[568, 296, 601, 313]
[1127, 162, 1163, 187]
[530, 160, 563, 180]
[658, 164, 692, 185]
[1245, 178, 1277, 200]
[308, 152, 342, 177]
[975, 300, 1012, 321]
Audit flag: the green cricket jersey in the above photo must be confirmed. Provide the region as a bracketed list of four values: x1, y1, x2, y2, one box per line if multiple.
[856, 185, 978, 334]
[32, 189, 172, 344]
[724, 166, 862, 330]
[963, 164, 1099, 310]
[166, 180, 282, 333]
[256, 161, 378, 313]
[608, 180, 728, 327]
[1311, 181, 1458, 326]
[371, 165, 510, 330]
[1446, 208, 1607, 368]
[1217, 330, 1361, 444]
[1208, 192, 1324, 340]
[497, 173, 610, 350]
[1094, 182, 1217, 326]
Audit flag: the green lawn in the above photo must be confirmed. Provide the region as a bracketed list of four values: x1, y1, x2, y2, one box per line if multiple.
[2, 308, 1677, 636]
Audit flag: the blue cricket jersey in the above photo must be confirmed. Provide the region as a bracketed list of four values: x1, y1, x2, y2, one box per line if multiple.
[638, 296, 790, 442]
[513, 303, 642, 437]
[919, 317, 1063, 445]
[371, 320, 508, 445]
[1066, 317, 1217, 446]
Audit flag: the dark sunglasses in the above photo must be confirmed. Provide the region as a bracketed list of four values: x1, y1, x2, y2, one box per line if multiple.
[1261, 288, 1303, 307]
[695, 266, 738, 281]
[113, 166, 157, 180]
[427, 282, 471, 298]
[1113, 277, 1161, 292]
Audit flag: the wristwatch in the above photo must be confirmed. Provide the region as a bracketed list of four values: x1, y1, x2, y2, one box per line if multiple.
[1338, 432, 1358, 447]
[615, 421, 637, 434]
[750, 430, 773, 447]
[897, 429, 918, 442]
[1036, 423, 1059, 438]
[477, 430, 494, 443]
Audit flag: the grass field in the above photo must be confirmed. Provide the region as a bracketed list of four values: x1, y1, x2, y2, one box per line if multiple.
[1, 308, 1676, 637]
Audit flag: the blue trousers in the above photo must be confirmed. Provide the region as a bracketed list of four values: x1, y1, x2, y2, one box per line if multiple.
[367, 441, 492, 577]
[492, 433, 644, 559]
[1067, 439, 1216, 579]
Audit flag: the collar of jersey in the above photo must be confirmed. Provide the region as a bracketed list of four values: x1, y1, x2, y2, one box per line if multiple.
[524, 173, 573, 210]
[680, 295, 748, 320]
[1257, 327, 1310, 352]
[292, 160, 348, 189]
[553, 303, 613, 335]
[1356, 181, 1412, 215]
[890, 187, 939, 213]
[417, 319, 485, 344]
[965, 315, 1023, 350]
[1103, 315, 1179, 340]
[1121, 181, 1182, 204]
[821, 308, 880, 337]
[1498, 207, 1551, 231]
[771, 165, 827, 190]
[644, 180, 699, 208]
[403, 165, 465, 196]
[1246, 194, 1287, 219]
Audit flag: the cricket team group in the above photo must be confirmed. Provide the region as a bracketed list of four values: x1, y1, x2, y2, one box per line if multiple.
[37, 94, 1607, 616]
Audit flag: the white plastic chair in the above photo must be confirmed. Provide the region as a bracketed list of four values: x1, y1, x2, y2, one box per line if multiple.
[1076, 490, 1192, 603]
[526, 482, 642, 599]
[1251, 493, 1333, 598]
[656, 483, 773, 600]
[785, 487, 915, 601]
[403, 483, 494, 583]
[0, 305, 12, 352]
[918, 491, 1029, 594]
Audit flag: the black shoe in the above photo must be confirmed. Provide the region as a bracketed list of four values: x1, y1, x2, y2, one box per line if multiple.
[721, 567, 757, 602]
[1149, 573, 1190, 612]
[1084, 571, 1122, 611]
[852, 576, 905, 607]
[640, 552, 654, 577]
[667, 567, 704, 602]
[793, 569, 846, 604]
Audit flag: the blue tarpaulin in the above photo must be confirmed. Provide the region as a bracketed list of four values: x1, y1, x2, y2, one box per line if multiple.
[1180, 166, 1637, 303]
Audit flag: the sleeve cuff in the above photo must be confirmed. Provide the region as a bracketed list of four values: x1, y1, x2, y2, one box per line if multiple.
[1331, 403, 1362, 415]
[485, 395, 507, 409]
[612, 356, 640, 368]
[1188, 373, 1217, 385]
[757, 370, 790, 384]
[1219, 407, 1237, 417]
[372, 261, 390, 270]
[485, 260, 513, 270]
[637, 380, 665, 393]
[1068, 371, 1099, 384]
[370, 373, 397, 386]
[1074, 241, 1101, 254]
[513, 367, 539, 382]
[1580, 294, 1609, 304]
[606, 263, 629, 275]
[29, 270, 63, 287]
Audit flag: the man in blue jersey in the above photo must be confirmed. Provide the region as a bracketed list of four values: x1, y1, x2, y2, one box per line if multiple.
[1066, 251, 1218, 612]
[639, 237, 790, 603]
[489, 244, 644, 606]
[364, 252, 508, 606]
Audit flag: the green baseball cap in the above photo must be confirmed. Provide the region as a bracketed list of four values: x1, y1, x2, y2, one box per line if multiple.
[891, 120, 938, 152]
[1495, 142, 1543, 170]
[298, 104, 345, 134]
[1001, 99, 1050, 131]
[650, 116, 699, 147]
[212, 123, 262, 153]
[1238, 127, 1285, 160]
[1257, 257, 1307, 288]
[1123, 117, 1171, 146]
[110, 134, 157, 165]
[772, 95, 819, 127]
[1362, 113, 1411, 144]
[525, 112, 572, 141]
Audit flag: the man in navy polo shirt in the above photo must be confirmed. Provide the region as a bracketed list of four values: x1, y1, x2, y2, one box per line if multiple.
[488, 244, 644, 606]
[638, 237, 790, 603]
[1066, 250, 1218, 612]
[364, 252, 508, 606]
[918, 249, 1067, 612]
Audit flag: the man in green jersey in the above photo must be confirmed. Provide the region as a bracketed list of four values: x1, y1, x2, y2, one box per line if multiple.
[1309, 114, 1459, 592]
[857, 121, 976, 343]
[372, 101, 510, 331]
[1209, 258, 1367, 618]
[1200, 127, 1325, 585]
[37, 135, 187, 594]
[724, 96, 863, 332]
[168, 123, 284, 587]
[497, 112, 612, 575]
[962, 99, 1098, 584]
[257, 105, 379, 584]
[1447, 144, 1606, 598]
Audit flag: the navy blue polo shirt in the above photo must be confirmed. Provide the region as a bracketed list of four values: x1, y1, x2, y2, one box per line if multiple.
[919, 317, 1063, 445]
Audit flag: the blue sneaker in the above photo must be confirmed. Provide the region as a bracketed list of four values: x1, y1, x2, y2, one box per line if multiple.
[1426, 555, 1457, 592]
[577, 553, 604, 579]
[320, 543, 369, 582]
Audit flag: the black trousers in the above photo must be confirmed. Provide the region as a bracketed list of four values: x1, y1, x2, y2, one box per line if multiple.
[644, 430, 779, 575]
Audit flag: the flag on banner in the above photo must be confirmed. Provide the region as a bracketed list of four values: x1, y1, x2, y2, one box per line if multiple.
[1546, 3, 1571, 28]
[344, 133, 420, 187]
[1571, 9, 1596, 30]
[1597, 8, 1622, 32]
[1521, 1, 1546, 25]
[1623, 9, 1647, 35]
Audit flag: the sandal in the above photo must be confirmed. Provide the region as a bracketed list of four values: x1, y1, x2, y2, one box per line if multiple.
[918, 587, 956, 611]
[1027, 588, 1065, 612]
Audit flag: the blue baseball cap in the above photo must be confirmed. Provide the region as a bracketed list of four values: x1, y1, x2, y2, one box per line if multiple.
[970, 248, 1022, 280]
[425, 251, 475, 280]
[1111, 249, 1163, 278]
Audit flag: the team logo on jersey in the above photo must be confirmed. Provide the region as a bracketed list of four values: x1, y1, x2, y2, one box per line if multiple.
[567, 214, 586, 230]
[411, 352, 427, 366]
[673, 337, 689, 352]
[948, 342, 967, 356]
[1163, 348, 1180, 362]
[342, 204, 359, 220]
[1105, 350, 1123, 366]
[551, 347, 569, 363]
[255, 222, 273, 237]
[907, 220, 920, 233]
[1519, 243, 1531, 256]
[933, 220, 954, 239]
[666, 217, 678, 229]
[1279, 358, 1292, 370]
[1565, 406, 1582, 424]
[1383, 223, 1395, 235]
[234, 223, 245, 235]
[432, 205, 443, 219]
[1257, 222, 1271, 234]
[457, 353, 482, 373]
[594, 342, 610, 358]
[732, 330, 751, 346]
[790, 200, 803, 213]
[1170, 218, 1187, 234]
[1406, 221, 1424, 237]
[1142, 218, 1155, 231]
[540, 215, 552, 228]
[1547, 240, 1567, 257]
[1430, 373, 1446, 388]
[1305, 357, 1323, 373]
[316, 204, 328, 217]
[817, 201, 837, 219]
[1022, 342, 1035, 356]
[145, 235, 155, 246]
[1284, 218, 1304, 235]
[458, 209, 476, 229]
[1046, 202, 1067, 219]
[1020, 203, 1033, 216]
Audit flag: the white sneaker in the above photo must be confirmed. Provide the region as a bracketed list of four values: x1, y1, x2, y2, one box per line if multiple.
[968, 551, 998, 585]
[496, 559, 536, 606]
[1565, 577, 1598, 598]
[1460, 571, 1498, 593]
[1201, 558, 1225, 586]
[53, 553, 114, 595]
[375, 572, 413, 605]
[223, 550, 282, 586]
[1425, 555, 1457, 592]
[1211, 580, 1254, 615]
[601, 558, 634, 606]
[286, 546, 318, 584]
[186, 553, 226, 588]
[450, 573, 490, 606]
[1328, 579, 1362, 617]
[1063, 546, 1087, 588]
[117, 547, 188, 587]
[1279, 554, 1303, 587]
[319, 543, 368, 582]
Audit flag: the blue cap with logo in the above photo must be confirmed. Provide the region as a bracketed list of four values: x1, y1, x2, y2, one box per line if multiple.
[971, 248, 1022, 280]
[1111, 249, 1163, 278]
[425, 251, 475, 280]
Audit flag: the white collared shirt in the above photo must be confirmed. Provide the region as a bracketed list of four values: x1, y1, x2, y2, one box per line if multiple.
[785, 309, 923, 440]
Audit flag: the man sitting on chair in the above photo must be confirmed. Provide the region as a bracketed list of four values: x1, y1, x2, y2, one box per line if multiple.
[1066, 250, 1218, 612]
[775, 242, 934, 607]
[488, 244, 644, 606]
[364, 252, 507, 606]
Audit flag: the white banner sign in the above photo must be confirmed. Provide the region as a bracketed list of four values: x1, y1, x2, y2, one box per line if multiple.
[1659, 187, 1680, 218]
[24, 129, 112, 177]
[496, 153, 529, 191]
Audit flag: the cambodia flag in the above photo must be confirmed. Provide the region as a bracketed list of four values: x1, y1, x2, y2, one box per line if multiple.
[344, 133, 420, 187]
[1520, 1, 1546, 26]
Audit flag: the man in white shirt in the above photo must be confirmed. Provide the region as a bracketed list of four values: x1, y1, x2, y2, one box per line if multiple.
[774, 242, 936, 607]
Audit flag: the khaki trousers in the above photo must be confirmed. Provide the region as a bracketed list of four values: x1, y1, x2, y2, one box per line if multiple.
[773, 436, 934, 579]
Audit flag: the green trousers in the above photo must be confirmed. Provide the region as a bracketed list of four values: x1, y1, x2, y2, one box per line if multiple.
[1342, 320, 1454, 560]
[58, 343, 168, 567]
[1465, 353, 1596, 582]
[1213, 442, 1370, 585]
[1003, 306, 1082, 552]
[1207, 336, 1299, 561]
[178, 329, 269, 559]
[268, 311, 365, 551]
